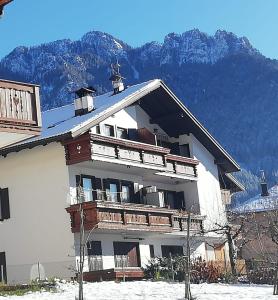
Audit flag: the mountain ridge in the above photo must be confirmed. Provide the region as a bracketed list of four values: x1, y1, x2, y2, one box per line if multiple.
[1, 28, 278, 203]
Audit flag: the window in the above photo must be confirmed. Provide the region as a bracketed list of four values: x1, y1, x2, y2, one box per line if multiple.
[95, 124, 101, 134]
[161, 245, 183, 258]
[163, 190, 185, 210]
[82, 177, 94, 202]
[103, 179, 134, 203]
[169, 143, 190, 157]
[121, 185, 130, 202]
[179, 144, 190, 157]
[106, 183, 118, 202]
[76, 175, 103, 202]
[104, 124, 115, 137]
[87, 241, 102, 256]
[149, 245, 155, 258]
[0, 188, 10, 221]
[87, 241, 103, 271]
[117, 127, 128, 139]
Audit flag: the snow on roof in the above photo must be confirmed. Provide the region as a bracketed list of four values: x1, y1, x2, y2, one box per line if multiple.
[9, 79, 158, 147]
[234, 184, 278, 213]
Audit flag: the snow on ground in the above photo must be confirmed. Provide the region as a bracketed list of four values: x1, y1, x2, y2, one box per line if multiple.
[0, 281, 276, 300]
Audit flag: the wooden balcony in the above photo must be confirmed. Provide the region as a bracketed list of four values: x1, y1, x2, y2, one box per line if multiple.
[0, 79, 41, 148]
[172, 214, 204, 232]
[63, 134, 199, 179]
[66, 201, 204, 234]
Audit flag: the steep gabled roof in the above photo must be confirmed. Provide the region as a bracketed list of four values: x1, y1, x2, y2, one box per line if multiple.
[0, 79, 240, 173]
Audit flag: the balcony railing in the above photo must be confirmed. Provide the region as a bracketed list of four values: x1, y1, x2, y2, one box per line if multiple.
[66, 201, 204, 234]
[114, 255, 129, 268]
[88, 255, 103, 271]
[0, 79, 41, 129]
[64, 134, 199, 179]
[173, 215, 204, 232]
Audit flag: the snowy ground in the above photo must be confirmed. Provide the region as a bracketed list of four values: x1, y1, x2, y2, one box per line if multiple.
[0, 281, 276, 300]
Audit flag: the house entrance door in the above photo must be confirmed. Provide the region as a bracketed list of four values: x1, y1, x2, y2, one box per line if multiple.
[113, 242, 141, 268]
[0, 252, 7, 284]
[214, 244, 226, 261]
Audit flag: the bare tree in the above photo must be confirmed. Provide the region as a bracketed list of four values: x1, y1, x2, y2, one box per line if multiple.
[201, 211, 248, 280]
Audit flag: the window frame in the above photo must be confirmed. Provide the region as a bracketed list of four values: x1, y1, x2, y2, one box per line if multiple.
[103, 124, 115, 137]
[116, 126, 128, 140]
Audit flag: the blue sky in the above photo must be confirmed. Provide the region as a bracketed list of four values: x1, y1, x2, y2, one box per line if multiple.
[1, 0, 277, 59]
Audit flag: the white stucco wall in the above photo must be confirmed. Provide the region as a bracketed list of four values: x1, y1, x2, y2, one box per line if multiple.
[91, 105, 168, 139]
[0, 143, 75, 284]
[190, 135, 226, 229]
[75, 232, 209, 271]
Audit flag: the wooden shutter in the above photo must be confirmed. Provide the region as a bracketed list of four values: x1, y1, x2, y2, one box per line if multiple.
[176, 191, 185, 210]
[137, 128, 156, 145]
[121, 181, 135, 203]
[0, 252, 7, 284]
[0, 188, 10, 220]
[75, 175, 82, 202]
[115, 180, 121, 202]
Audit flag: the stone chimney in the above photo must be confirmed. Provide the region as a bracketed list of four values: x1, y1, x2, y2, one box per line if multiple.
[74, 86, 96, 116]
[260, 170, 269, 197]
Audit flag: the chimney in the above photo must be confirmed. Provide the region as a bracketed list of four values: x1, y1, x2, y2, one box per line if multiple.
[74, 86, 96, 116]
[109, 62, 125, 94]
[260, 170, 269, 197]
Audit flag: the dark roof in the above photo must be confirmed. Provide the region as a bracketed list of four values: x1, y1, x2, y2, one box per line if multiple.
[75, 87, 96, 97]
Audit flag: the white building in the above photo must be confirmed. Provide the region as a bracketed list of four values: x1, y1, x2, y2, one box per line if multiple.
[0, 79, 243, 284]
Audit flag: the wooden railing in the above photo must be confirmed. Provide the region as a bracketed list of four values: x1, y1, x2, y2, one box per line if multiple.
[173, 215, 204, 232]
[0, 79, 41, 128]
[64, 134, 199, 178]
[66, 201, 204, 234]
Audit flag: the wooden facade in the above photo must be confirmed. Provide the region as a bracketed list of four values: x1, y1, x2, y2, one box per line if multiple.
[66, 201, 204, 234]
[63, 133, 199, 178]
[83, 268, 144, 282]
[0, 79, 41, 146]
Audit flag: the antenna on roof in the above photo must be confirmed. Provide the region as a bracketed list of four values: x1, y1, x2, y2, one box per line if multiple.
[109, 60, 125, 94]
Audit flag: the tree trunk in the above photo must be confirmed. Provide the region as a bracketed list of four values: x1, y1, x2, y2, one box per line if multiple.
[227, 229, 237, 279]
[274, 265, 278, 295]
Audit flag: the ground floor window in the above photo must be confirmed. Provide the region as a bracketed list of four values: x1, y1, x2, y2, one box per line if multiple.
[0, 252, 7, 284]
[87, 241, 103, 271]
[161, 245, 184, 258]
[113, 242, 141, 268]
[149, 245, 155, 258]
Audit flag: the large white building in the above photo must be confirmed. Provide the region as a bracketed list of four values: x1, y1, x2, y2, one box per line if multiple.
[0, 78, 243, 284]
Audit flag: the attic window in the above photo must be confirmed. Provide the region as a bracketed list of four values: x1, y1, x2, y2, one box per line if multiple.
[116, 127, 128, 139]
[95, 125, 101, 134]
[104, 124, 115, 137]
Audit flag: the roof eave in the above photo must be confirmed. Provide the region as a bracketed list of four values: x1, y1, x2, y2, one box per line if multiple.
[159, 81, 241, 173]
[0, 132, 72, 157]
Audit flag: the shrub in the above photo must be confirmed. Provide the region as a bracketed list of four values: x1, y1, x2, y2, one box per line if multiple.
[143, 256, 224, 283]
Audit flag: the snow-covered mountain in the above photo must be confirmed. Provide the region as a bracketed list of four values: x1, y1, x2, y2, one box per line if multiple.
[0, 29, 260, 108]
[1, 29, 277, 204]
